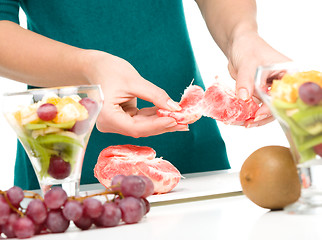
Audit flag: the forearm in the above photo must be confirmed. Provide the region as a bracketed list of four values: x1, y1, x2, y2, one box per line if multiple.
[0, 20, 90, 87]
[195, 0, 257, 57]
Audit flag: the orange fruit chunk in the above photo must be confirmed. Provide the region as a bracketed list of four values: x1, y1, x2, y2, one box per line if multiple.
[53, 96, 88, 123]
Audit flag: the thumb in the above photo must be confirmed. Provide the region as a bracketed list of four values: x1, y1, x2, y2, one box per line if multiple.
[130, 77, 181, 111]
[235, 63, 256, 101]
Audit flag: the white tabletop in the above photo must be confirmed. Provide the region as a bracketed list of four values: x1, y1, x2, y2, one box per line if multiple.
[11, 171, 322, 240]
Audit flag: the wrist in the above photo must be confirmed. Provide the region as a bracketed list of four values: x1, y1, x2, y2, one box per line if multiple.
[226, 23, 258, 58]
[77, 49, 107, 85]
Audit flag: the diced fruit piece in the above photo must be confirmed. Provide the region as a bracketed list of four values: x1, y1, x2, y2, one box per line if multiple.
[46, 120, 76, 129]
[70, 119, 90, 135]
[272, 99, 298, 109]
[79, 97, 99, 119]
[20, 104, 39, 125]
[36, 133, 83, 148]
[24, 123, 47, 130]
[37, 103, 58, 121]
[31, 127, 62, 139]
[54, 96, 88, 123]
[313, 143, 322, 157]
[298, 82, 322, 105]
[47, 156, 71, 179]
[291, 106, 322, 135]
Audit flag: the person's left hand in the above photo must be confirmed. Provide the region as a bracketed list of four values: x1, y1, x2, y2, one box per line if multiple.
[227, 32, 291, 128]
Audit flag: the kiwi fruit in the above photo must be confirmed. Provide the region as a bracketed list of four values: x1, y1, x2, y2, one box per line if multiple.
[240, 146, 301, 210]
[24, 123, 47, 130]
[272, 99, 298, 109]
[291, 106, 322, 135]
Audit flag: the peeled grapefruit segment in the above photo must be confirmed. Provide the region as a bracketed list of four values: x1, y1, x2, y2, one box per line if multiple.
[157, 79, 259, 125]
[202, 82, 259, 124]
[94, 145, 182, 194]
[157, 85, 205, 124]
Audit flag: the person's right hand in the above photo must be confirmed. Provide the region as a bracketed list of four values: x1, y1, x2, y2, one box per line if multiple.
[82, 50, 188, 138]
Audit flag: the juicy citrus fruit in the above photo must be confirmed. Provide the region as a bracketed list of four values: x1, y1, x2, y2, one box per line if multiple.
[271, 70, 322, 103]
[53, 96, 88, 123]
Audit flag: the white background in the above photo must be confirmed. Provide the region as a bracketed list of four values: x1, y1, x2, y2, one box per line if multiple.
[1, 0, 321, 190]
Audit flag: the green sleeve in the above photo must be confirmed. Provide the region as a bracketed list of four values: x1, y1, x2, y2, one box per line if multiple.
[0, 0, 20, 24]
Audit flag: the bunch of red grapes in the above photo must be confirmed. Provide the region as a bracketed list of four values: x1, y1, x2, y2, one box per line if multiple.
[0, 175, 154, 239]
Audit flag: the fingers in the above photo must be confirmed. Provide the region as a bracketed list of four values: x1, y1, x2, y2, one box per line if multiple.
[235, 62, 257, 101]
[96, 104, 188, 138]
[129, 77, 181, 112]
[244, 103, 275, 127]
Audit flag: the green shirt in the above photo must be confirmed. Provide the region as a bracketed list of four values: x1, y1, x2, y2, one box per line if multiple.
[0, 0, 230, 190]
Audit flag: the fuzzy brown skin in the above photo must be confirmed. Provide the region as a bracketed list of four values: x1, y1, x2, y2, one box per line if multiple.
[240, 146, 301, 210]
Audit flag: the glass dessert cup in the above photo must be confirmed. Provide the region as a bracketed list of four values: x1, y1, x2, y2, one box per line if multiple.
[2, 85, 103, 196]
[255, 62, 322, 214]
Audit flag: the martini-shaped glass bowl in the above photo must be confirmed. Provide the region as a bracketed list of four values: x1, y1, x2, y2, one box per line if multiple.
[2, 85, 103, 196]
[255, 62, 322, 214]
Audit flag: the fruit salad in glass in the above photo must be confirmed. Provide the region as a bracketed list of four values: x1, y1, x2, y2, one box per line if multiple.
[2, 85, 103, 196]
[255, 62, 322, 214]
[269, 70, 322, 165]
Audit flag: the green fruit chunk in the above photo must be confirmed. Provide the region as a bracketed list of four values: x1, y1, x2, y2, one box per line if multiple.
[299, 148, 317, 163]
[298, 135, 322, 152]
[36, 133, 83, 148]
[46, 121, 75, 129]
[291, 106, 322, 135]
[24, 123, 47, 130]
[273, 99, 298, 109]
[275, 108, 308, 136]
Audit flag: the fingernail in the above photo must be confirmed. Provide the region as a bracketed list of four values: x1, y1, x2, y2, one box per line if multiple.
[167, 99, 181, 111]
[246, 123, 259, 128]
[237, 88, 249, 101]
[254, 114, 267, 122]
[167, 121, 178, 128]
[178, 125, 189, 131]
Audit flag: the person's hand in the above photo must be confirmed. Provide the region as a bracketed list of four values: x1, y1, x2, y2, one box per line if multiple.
[82, 50, 188, 137]
[227, 32, 291, 127]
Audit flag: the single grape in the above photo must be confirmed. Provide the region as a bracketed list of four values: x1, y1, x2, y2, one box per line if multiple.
[120, 175, 146, 198]
[1, 213, 19, 238]
[46, 209, 70, 233]
[141, 198, 150, 215]
[0, 197, 10, 225]
[79, 97, 98, 119]
[82, 198, 103, 219]
[70, 119, 90, 135]
[47, 155, 71, 180]
[7, 186, 24, 207]
[74, 214, 93, 230]
[94, 202, 121, 227]
[37, 103, 58, 121]
[62, 200, 83, 221]
[313, 143, 322, 157]
[44, 187, 68, 210]
[26, 199, 48, 225]
[111, 174, 126, 192]
[13, 216, 36, 239]
[119, 196, 145, 224]
[139, 175, 154, 198]
[298, 82, 322, 105]
[34, 223, 47, 235]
